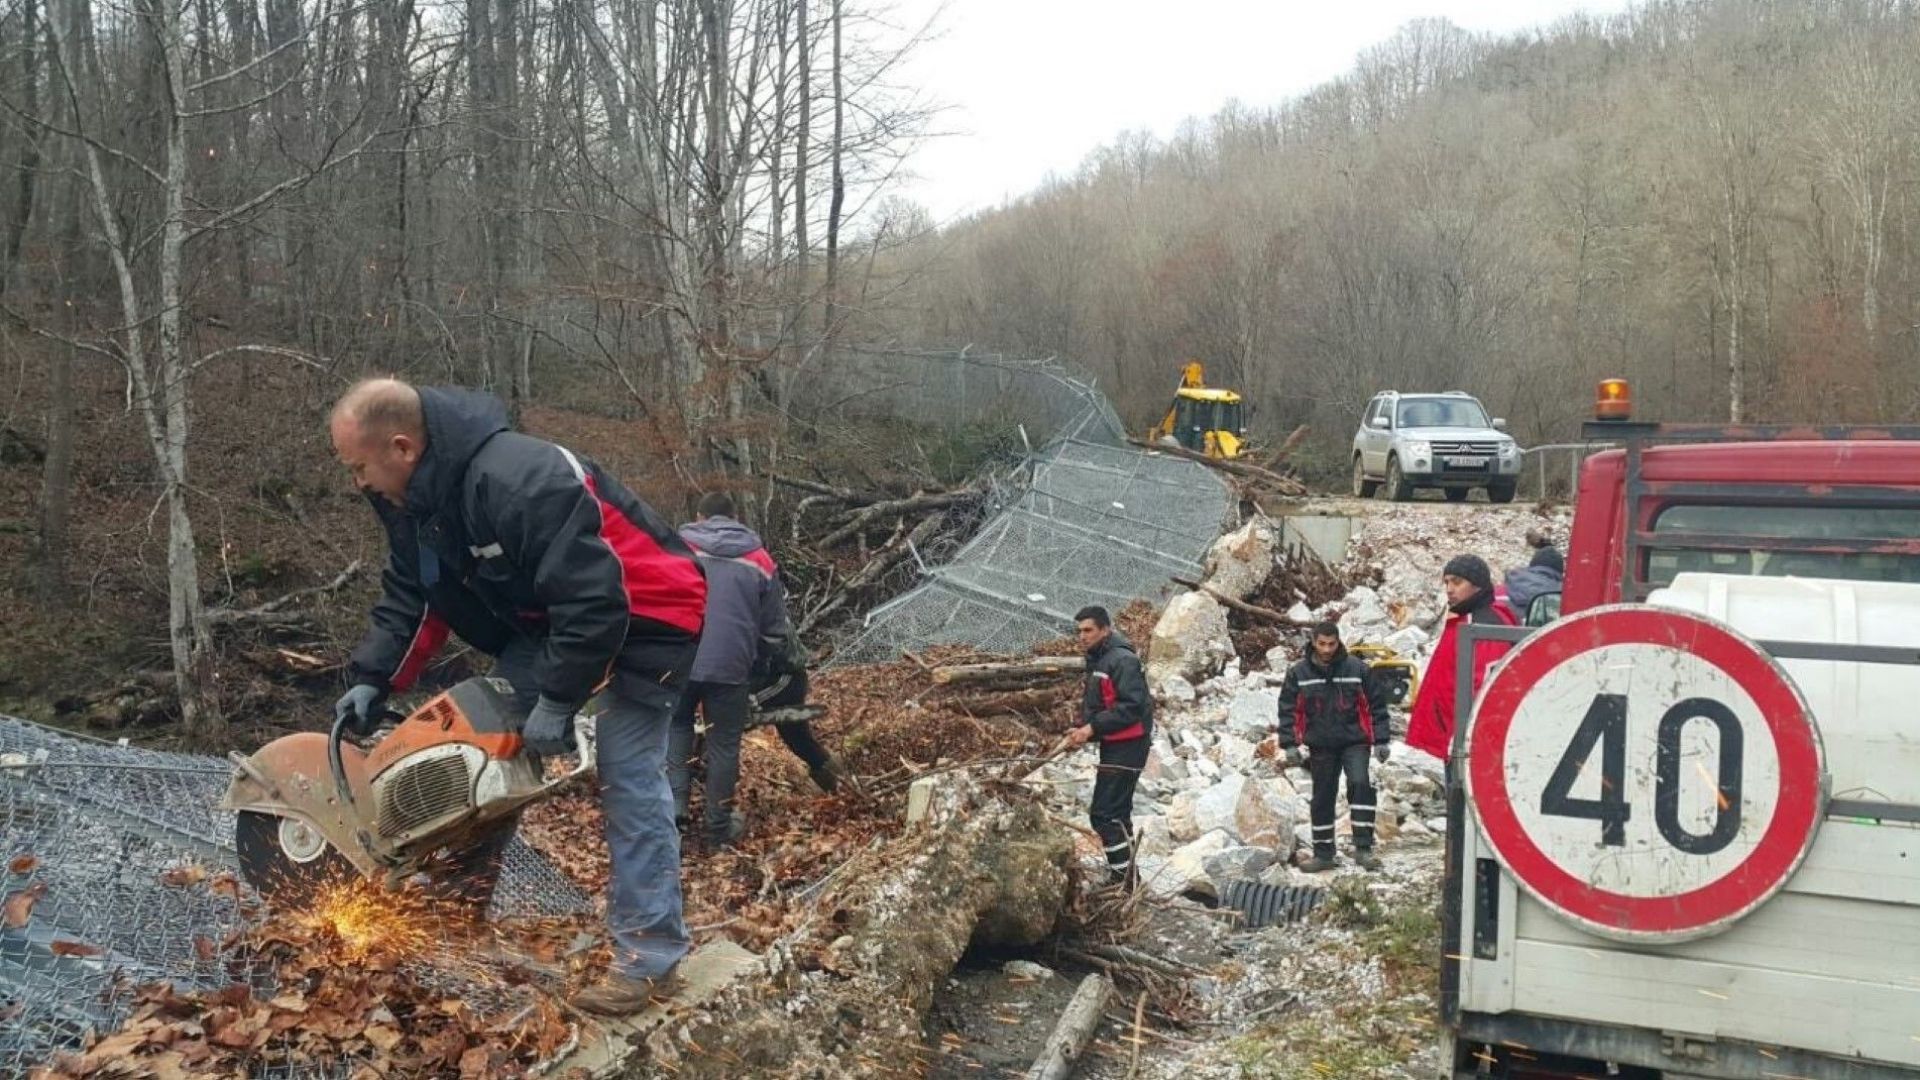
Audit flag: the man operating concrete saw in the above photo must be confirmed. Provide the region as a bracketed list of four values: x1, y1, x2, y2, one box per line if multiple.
[328, 378, 706, 1015]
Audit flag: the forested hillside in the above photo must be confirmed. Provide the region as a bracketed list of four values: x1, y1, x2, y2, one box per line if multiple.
[2, 0, 1917, 732]
[880, 0, 1920, 473]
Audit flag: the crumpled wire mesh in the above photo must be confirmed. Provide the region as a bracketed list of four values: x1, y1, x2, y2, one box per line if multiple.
[0, 717, 590, 1078]
[794, 346, 1130, 449]
[819, 350, 1234, 665]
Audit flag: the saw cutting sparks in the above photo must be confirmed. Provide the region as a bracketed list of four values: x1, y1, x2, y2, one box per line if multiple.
[293, 878, 442, 964]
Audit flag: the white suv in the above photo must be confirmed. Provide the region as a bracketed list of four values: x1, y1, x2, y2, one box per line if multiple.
[1351, 391, 1520, 502]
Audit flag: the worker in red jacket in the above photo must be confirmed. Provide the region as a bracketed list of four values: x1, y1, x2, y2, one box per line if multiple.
[1406, 555, 1517, 769]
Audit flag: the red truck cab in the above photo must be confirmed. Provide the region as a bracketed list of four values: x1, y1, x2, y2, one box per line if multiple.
[1564, 428, 1920, 612]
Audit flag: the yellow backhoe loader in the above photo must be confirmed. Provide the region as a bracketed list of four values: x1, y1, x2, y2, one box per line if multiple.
[1148, 361, 1247, 459]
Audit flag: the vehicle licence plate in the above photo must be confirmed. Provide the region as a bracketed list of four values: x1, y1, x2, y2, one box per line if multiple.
[1447, 456, 1489, 467]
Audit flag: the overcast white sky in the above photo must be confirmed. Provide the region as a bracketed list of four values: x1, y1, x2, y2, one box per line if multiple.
[888, 0, 1635, 222]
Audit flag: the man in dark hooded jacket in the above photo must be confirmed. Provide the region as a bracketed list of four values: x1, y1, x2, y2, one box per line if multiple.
[1065, 606, 1153, 886]
[668, 492, 789, 846]
[1277, 622, 1393, 871]
[329, 379, 705, 1015]
[1504, 544, 1565, 624]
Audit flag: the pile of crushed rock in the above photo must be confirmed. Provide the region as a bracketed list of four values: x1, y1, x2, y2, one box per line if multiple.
[1035, 500, 1572, 914]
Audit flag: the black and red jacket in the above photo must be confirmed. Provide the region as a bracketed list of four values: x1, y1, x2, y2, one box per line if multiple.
[347, 387, 707, 706]
[1275, 646, 1390, 751]
[1081, 632, 1152, 744]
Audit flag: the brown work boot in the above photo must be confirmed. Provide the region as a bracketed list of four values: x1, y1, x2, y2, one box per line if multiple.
[1302, 853, 1338, 873]
[807, 759, 842, 794]
[571, 970, 682, 1016]
[1353, 848, 1381, 872]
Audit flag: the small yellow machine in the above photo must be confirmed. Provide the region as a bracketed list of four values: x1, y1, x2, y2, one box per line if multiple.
[1149, 361, 1247, 459]
[1348, 642, 1418, 708]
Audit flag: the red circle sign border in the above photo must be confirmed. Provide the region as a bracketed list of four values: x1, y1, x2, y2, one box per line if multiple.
[1466, 603, 1827, 942]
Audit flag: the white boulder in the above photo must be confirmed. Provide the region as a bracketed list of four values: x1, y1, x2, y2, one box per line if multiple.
[1226, 686, 1281, 741]
[1192, 774, 1248, 838]
[1157, 675, 1197, 705]
[1147, 591, 1234, 683]
[1204, 845, 1276, 883]
[1151, 829, 1236, 901]
[1201, 518, 1279, 601]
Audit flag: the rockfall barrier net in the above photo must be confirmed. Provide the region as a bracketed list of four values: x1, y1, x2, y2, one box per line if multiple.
[812, 348, 1235, 665]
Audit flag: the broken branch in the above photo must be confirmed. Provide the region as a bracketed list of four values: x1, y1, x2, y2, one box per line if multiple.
[1125, 438, 1307, 495]
[1025, 973, 1113, 1080]
[203, 561, 365, 626]
[931, 657, 1082, 688]
[1169, 575, 1303, 624]
[947, 686, 1074, 717]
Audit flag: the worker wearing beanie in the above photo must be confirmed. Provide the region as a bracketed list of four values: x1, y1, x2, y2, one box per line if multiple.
[1406, 554, 1518, 765]
[1504, 542, 1565, 620]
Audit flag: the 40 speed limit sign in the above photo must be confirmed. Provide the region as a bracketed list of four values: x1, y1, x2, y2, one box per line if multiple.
[1465, 604, 1827, 943]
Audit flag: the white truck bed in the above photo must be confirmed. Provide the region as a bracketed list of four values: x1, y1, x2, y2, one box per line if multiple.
[1450, 573, 1920, 1078]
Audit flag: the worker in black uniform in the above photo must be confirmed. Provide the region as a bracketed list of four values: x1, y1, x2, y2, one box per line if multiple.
[1276, 621, 1392, 872]
[1064, 605, 1153, 887]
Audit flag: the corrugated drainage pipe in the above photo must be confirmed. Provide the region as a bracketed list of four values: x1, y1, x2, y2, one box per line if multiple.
[1219, 879, 1324, 929]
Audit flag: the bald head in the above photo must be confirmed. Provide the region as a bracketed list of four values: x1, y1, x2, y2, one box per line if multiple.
[332, 378, 425, 443]
[330, 378, 427, 507]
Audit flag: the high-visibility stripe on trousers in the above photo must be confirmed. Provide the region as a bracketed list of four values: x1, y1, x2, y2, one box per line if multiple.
[1307, 743, 1378, 858]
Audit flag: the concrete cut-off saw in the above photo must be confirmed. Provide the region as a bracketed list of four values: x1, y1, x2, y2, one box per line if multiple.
[220, 677, 595, 909]
[220, 676, 829, 908]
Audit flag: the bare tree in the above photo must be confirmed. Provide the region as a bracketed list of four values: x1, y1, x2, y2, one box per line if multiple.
[0, 0, 39, 298]
[820, 0, 842, 341]
[32, 0, 373, 739]
[1810, 29, 1911, 351]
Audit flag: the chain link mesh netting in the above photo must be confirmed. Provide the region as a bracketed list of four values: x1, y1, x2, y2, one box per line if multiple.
[0, 717, 589, 1078]
[793, 346, 1130, 448]
[814, 350, 1235, 665]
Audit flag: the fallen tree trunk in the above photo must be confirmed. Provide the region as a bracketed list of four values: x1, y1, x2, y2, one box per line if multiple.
[798, 509, 949, 636]
[815, 489, 981, 550]
[1125, 437, 1307, 495]
[1169, 574, 1302, 625]
[1026, 974, 1113, 1080]
[203, 561, 365, 628]
[1260, 424, 1310, 471]
[635, 779, 1073, 1078]
[770, 473, 883, 506]
[932, 657, 1082, 688]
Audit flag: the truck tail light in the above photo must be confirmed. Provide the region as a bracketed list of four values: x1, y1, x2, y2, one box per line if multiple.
[1595, 378, 1632, 421]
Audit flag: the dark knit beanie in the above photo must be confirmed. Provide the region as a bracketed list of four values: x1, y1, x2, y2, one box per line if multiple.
[1443, 554, 1493, 592]
[1529, 546, 1565, 573]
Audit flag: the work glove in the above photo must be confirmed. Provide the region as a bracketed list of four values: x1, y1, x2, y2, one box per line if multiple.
[523, 696, 579, 757]
[1284, 746, 1305, 768]
[334, 684, 388, 738]
[1374, 744, 1392, 764]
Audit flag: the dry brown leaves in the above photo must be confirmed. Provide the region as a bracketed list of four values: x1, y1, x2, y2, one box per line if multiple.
[157, 864, 208, 889]
[30, 879, 585, 1080]
[4, 880, 46, 929]
[522, 620, 1159, 952]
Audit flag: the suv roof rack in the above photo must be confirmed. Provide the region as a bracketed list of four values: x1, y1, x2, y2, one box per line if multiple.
[1581, 420, 1920, 602]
